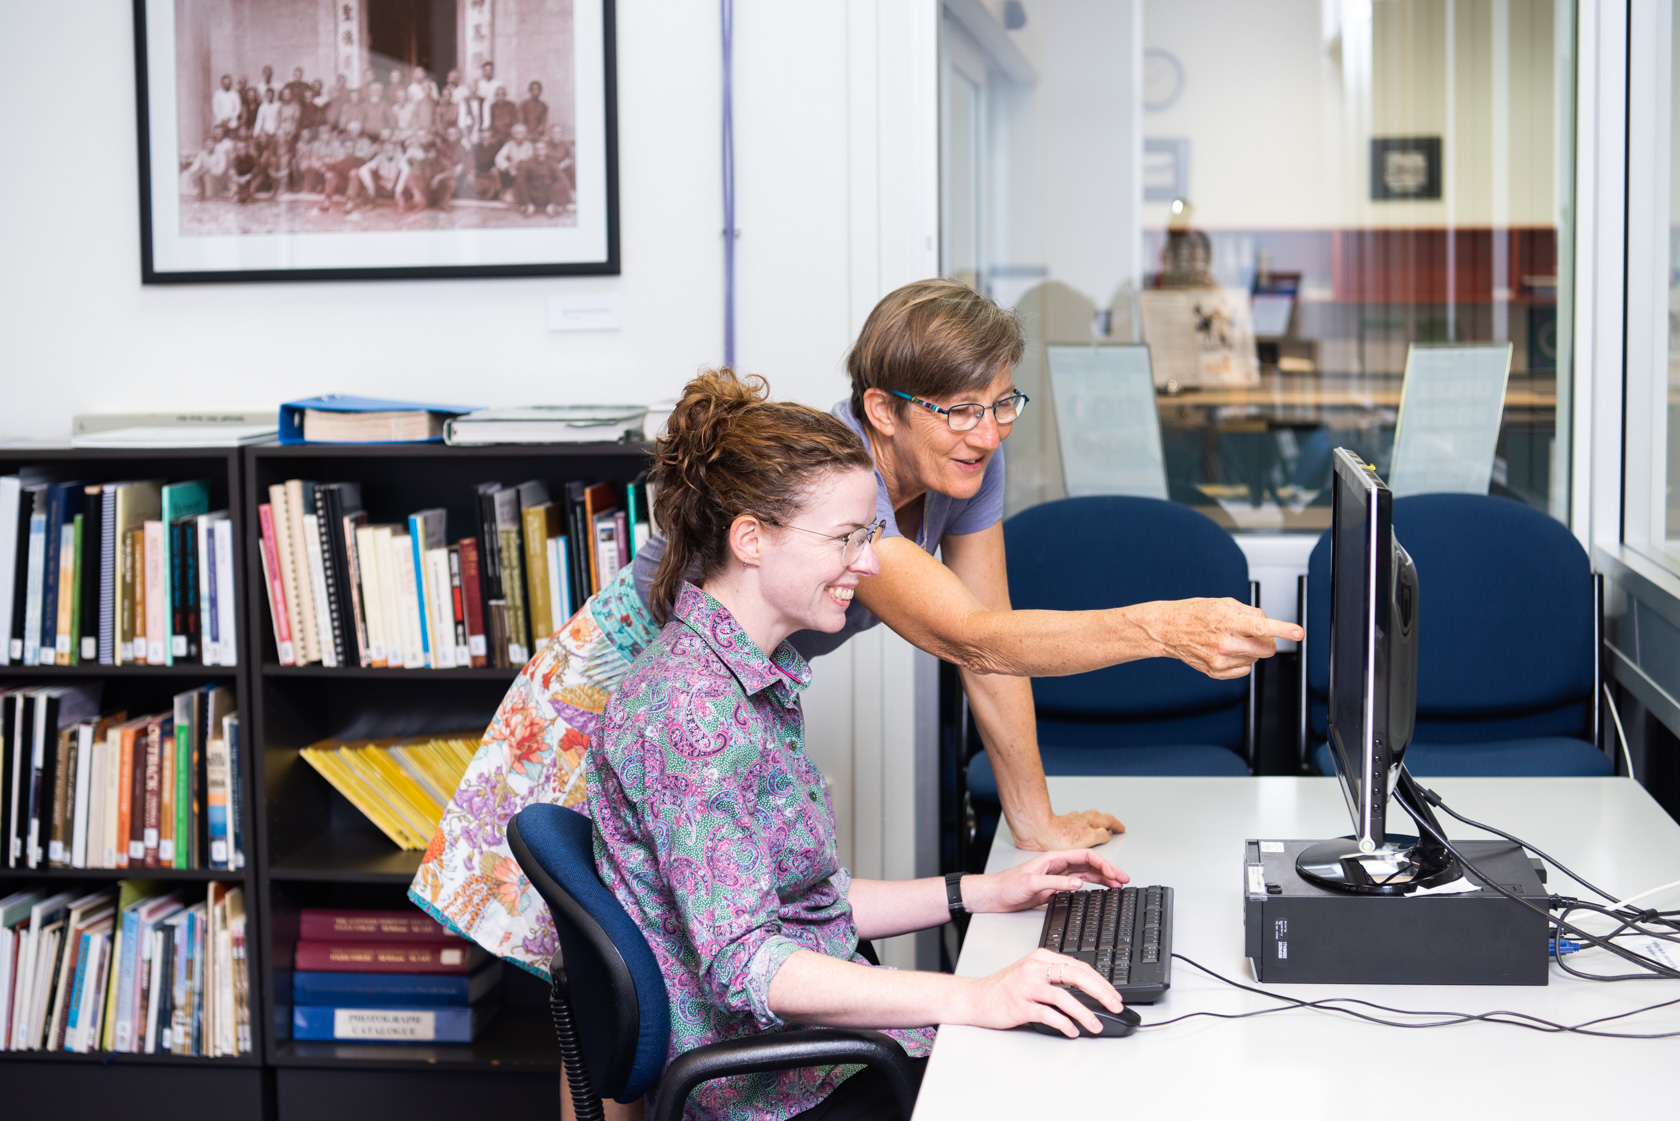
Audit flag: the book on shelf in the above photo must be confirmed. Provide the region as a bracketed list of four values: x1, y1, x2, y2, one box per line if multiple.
[293, 960, 501, 1006]
[545, 535, 572, 633]
[291, 1001, 498, 1043]
[520, 497, 561, 645]
[294, 940, 488, 974]
[297, 731, 476, 850]
[455, 539, 488, 668]
[443, 403, 647, 446]
[1, 685, 236, 871]
[472, 482, 509, 669]
[298, 908, 466, 943]
[0, 881, 249, 1055]
[0, 477, 23, 666]
[0, 475, 232, 669]
[253, 473, 648, 673]
[279, 395, 477, 445]
[71, 411, 277, 448]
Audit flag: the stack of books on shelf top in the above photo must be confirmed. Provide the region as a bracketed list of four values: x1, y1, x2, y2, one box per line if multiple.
[299, 731, 476, 851]
[2, 684, 244, 872]
[1, 880, 251, 1056]
[0, 476, 237, 669]
[291, 908, 499, 1044]
[258, 476, 652, 671]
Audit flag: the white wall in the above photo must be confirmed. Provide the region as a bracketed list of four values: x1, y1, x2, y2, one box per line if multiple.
[0, 0, 865, 441]
[0, 0, 946, 967]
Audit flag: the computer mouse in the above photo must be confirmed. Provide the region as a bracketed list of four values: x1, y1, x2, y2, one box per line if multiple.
[1027, 992, 1141, 1038]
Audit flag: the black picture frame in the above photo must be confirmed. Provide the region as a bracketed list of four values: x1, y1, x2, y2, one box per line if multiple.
[133, 0, 619, 284]
[1369, 136, 1442, 202]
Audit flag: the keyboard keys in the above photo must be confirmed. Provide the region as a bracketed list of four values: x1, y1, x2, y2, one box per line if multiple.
[1038, 886, 1172, 997]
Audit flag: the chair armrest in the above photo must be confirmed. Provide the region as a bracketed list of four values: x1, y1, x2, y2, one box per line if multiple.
[647, 1028, 919, 1121]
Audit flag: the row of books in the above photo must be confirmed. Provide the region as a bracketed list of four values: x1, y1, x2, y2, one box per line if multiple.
[0, 476, 238, 668]
[2, 684, 243, 871]
[289, 908, 498, 1044]
[1, 882, 251, 1056]
[299, 732, 475, 851]
[257, 476, 652, 671]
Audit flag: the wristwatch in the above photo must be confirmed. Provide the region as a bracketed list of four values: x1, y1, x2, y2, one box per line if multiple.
[944, 872, 968, 917]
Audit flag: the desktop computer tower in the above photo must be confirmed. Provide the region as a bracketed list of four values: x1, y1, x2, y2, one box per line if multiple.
[1243, 839, 1550, 986]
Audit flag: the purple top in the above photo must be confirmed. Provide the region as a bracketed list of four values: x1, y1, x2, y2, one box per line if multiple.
[631, 399, 1008, 659]
[587, 583, 935, 1121]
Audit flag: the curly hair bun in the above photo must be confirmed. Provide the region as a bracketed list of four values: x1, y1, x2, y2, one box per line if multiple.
[649, 368, 872, 623]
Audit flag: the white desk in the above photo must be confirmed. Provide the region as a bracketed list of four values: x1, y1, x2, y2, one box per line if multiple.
[914, 776, 1680, 1119]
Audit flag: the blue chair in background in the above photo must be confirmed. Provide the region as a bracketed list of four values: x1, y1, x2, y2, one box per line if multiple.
[507, 804, 919, 1121]
[965, 496, 1258, 823]
[1298, 493, 1610, 777]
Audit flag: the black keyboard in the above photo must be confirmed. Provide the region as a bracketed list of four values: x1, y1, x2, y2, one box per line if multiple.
[1037, 885, 1173, 1003]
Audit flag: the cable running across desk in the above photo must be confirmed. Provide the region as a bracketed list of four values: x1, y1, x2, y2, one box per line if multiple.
[1154, 954, 1680, 1039]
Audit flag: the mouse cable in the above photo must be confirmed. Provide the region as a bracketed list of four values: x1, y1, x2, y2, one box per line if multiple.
[1151, 954, 1680, 1039]
[1397, 790, 1680, 980]
[1411, 784, 1618, 904]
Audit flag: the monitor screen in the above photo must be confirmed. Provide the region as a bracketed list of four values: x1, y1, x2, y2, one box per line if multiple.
[1327, 450, 1387, 847]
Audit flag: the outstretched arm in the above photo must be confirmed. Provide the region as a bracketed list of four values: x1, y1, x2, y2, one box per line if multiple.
[856, 525, 1300, 680]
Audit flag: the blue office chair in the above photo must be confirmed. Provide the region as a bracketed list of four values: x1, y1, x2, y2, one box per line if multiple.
[1298, 493, 1611, 777]
[506, 804, 920, 1121]
[965, 496, 1258, 816]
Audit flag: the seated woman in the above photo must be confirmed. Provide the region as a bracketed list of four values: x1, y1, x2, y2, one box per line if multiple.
[588, 370, 1128, 1121]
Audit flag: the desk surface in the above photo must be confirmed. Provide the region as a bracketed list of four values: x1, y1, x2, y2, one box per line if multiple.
[914, 777, 1680, 1119]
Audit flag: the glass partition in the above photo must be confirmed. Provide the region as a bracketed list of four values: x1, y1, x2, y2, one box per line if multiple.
[1626, 0, 1680, 576]
[940, 0, 1576, 531]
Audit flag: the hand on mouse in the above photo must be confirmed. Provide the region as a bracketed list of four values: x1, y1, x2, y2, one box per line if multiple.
[958, 948, 1124, 1038]
[961, 849, 1129, 914]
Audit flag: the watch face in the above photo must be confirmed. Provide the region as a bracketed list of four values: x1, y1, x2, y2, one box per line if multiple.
[1143, 48, 1184, 112]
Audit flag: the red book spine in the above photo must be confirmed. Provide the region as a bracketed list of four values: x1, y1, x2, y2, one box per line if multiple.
[127, 724, 148, 866]
[258, 504, 294, 665]
[292, 941, 482, 973]
[297, 909, 462, 943]
[456, 539, 488, 668]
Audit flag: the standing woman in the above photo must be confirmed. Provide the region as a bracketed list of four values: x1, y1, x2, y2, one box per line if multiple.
[411, 280, 1300, 972]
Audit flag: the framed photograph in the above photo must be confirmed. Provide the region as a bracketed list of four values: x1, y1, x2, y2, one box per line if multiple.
[133, 0, 618, 283]
[1369, 136, 1442, 201]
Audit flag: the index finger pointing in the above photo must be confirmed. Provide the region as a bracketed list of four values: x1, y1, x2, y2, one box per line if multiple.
[1247, 615, 1304, 642]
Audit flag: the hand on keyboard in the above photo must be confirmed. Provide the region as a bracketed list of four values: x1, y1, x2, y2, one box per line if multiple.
[963, 849, 1130, 914]
[959, 947, 1125, 1039]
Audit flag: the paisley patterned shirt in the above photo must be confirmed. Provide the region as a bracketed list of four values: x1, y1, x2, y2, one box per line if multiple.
[588, 583, 935, 1121]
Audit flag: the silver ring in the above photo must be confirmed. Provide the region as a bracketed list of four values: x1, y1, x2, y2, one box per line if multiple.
[1057, 962, 1066, 984]
[1045, 962, 1053, 982]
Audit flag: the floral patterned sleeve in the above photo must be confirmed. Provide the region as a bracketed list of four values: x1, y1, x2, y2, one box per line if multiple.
[603, 697, 807, 1029]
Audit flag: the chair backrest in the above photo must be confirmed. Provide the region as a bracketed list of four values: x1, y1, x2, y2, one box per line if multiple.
[1004, 495, 1249, 749]
[1305, 493, 1594, 744]
[508, 804, 670, 1103]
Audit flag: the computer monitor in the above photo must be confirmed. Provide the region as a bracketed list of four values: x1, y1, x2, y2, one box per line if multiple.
[1296, 449, 1458, 894]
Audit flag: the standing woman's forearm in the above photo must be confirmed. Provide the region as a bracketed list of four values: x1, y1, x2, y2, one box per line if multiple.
[959, 669, 1053, 832]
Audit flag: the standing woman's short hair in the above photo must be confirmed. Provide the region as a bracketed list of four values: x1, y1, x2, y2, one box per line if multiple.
[650, 369, 873, 624]
[846, 279, 1025, 427]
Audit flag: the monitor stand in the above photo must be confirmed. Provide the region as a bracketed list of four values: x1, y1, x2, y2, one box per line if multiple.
[1294, 769, 1461, 895]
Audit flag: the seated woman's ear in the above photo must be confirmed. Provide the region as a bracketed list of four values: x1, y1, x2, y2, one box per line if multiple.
[728, 514, 768, 569]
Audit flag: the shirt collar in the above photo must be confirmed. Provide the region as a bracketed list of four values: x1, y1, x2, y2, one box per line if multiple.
[672, 583, 812, 704]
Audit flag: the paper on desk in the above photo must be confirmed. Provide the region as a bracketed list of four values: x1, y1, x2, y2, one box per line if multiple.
[1406, 877, 1482, 897]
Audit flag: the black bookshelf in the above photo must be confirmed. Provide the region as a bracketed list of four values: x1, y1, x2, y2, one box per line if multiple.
[0, 445, 264, 1118]
[243, 441, 649, 1121]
